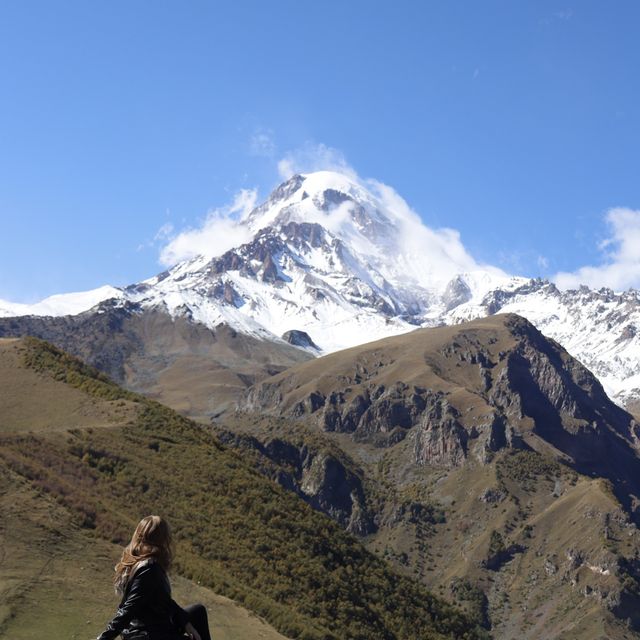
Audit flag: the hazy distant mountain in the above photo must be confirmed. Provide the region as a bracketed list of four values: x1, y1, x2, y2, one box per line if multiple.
[0, 303, 311, 421]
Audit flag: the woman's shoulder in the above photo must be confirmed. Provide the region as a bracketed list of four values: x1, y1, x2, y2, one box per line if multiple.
[129, 558, 165, 582]
[123, 559, 163, 591]
[135, 558, 164, 573]
[135, 558, 154, 570]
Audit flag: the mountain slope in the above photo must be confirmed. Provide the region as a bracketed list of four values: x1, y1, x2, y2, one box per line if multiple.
[230, 314, 640, 638]
[0, 285, 123, 317]
[242, 314, 638, 492]
[446, 280, 640, 412]
[0, 337, 485, 640]
[0, 303, 311, 420]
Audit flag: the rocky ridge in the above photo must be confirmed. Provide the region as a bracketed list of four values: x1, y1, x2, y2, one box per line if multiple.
[230, 314, 640, 638]
[242, 314, 638, 495]
[215, 426, 376, 536]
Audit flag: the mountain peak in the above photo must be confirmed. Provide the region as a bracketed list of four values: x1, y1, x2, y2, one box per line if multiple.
[244, 170, 394, 245]
[274, 170, 365, 201]
[242, 170, 504, 300]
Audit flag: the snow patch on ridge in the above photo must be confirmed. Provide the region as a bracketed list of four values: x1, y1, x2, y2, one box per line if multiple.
[0, 285, 124, 318]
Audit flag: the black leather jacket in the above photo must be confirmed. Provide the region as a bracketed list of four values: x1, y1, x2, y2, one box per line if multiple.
[97, 560, 188, 640]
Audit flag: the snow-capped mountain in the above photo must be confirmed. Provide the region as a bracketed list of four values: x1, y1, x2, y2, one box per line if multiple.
[2, 171, 639, 410]
[121, 171, 526, 351]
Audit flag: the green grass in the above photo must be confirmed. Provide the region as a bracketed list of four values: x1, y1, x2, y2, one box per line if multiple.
[20, 336, 137, 401]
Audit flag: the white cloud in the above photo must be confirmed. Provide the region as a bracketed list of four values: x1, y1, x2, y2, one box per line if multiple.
[154, 222, 174, 242]
[137, 221, 174, 252]
[158, 189, 257, 266]
[366, 179, 503, 283]
[277, 142, 358, 180]
[554, 207, 640, 291]
[274, 143, 503, 284]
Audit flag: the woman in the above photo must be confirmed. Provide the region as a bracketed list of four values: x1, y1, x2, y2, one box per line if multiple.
[96, 515, 211, 640]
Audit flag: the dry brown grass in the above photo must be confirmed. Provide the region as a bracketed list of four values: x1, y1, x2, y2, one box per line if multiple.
[0, 340, 137, 433]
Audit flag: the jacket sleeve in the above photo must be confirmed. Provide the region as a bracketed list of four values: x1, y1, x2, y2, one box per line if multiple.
[96, 565, 155, 640]
[170, 598, 189, 632]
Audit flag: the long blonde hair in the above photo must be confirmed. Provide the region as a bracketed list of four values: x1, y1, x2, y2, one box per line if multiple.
[114, 515, 173, 593]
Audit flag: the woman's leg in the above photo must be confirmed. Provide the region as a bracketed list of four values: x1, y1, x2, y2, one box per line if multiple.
[183, 603, 212, 640]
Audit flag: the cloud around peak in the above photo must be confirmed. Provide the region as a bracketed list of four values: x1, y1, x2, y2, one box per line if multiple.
[277, 144, 497, 279]
[158, 189, 257, 267]
[365, 178, 499, 281]
[277, 142, 358, 181]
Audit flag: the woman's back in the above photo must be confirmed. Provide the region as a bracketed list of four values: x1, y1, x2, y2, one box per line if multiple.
[98, 559, 187, 640]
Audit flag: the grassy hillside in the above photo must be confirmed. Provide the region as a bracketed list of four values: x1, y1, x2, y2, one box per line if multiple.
[0, 338, 138, 432]
[0, 337, 485, 640]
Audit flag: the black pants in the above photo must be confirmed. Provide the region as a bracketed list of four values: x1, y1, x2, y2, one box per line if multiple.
[184, 603, 212, 640]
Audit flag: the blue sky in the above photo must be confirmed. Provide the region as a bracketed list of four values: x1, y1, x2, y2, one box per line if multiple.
[1, 1, 640, 301]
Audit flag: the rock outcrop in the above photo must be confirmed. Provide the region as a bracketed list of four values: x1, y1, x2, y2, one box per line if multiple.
[215, 430, 375, 536]
[281, 329, 319, 351]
